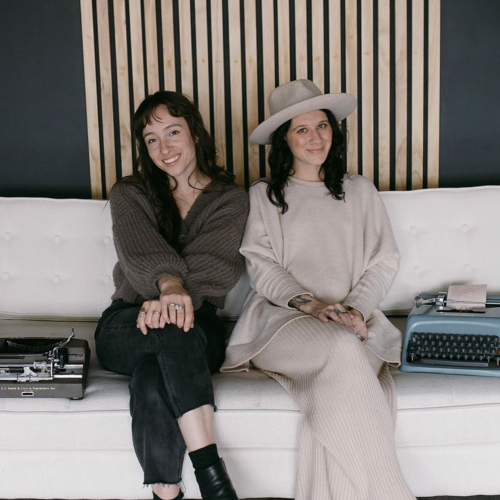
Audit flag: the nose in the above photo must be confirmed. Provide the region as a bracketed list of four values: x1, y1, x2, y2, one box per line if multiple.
[160, 137, 172, 153]
[309, 129, 321, 144]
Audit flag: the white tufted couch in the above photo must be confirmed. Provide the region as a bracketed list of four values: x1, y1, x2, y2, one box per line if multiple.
[2, 186, 500, 499]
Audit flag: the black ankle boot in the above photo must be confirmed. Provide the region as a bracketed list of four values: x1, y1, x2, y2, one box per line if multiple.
[194, 458, 238, 500]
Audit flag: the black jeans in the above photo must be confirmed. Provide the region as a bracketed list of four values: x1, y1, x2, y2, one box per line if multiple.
[94, 299, 226, 485]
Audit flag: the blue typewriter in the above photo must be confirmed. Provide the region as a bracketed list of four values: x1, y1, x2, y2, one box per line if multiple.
[400, 292, 500, 377]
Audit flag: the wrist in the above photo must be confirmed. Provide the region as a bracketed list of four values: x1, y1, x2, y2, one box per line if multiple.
[157, 275, 183, 294]
[288, 294, 314, 311]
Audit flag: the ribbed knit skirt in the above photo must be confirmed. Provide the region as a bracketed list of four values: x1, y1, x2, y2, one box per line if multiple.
[252, 317, 415, 500]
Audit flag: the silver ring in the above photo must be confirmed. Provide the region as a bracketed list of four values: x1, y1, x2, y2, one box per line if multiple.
[152, 311, 160, 315]
[334, 308, 342, 316]
[168, 302, 177, 307]
[174, 304, 185, 311]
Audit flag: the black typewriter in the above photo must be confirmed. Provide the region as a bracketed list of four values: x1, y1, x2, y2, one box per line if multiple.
[400, 293, 500, 377]
[0, 329, 90, 399]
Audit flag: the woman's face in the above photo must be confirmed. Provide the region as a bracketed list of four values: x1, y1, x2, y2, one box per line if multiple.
[142, 104, 198, 184]
[285, 109, 332, 178]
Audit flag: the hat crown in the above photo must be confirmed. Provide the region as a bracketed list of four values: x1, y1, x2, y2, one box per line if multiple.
[268, 79, 323, 116]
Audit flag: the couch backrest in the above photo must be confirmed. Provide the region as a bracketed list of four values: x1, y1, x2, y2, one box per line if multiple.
[1, 186, 500, 320]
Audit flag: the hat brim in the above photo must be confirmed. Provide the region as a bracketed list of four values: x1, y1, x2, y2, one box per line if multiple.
[249, 93, 357, 145]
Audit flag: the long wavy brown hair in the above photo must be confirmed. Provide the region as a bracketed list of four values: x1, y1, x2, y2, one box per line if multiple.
[123, 91, 234, 248]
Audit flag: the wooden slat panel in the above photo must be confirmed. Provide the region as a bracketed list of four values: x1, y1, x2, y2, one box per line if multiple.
[377, 0, 391, 191]
[412, 0, 425, 190]
[96, 0, 117, 195]
[113, 0, 133, 178]
[427, 0, 440, 188]
[161, 0, 176, 92]
[81, 0, 442, 196]
[395, 0, 408, 190]
[228, 0, 245, 185]
[244, 1, 260, 184]
[361, 0, 374, 182]
[345, 0, 359, 174]
[294, 0, 308, 81]
[277, 0, 290, 84]
[179, 0, 194, 98]
[194, 2, 211, 131]
[80, 0, 102, 199]
[128, 0, 146, 109]
[144, 0, 160, 94]
[210, 0, 226, 169]
[312, 0, 325, 87]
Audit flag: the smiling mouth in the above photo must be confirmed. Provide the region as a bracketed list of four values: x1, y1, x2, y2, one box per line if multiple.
[163, 154, 180, 164]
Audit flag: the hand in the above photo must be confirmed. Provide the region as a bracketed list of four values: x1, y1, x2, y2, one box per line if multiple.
[136, 277, 194, 334]
[157, 276, 194, 333]
[290, 295, 367, 343]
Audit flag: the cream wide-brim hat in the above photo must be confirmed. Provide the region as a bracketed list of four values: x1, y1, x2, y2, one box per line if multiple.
[249, 79, 357, 145]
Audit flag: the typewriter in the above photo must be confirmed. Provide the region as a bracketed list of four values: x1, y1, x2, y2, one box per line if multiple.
[0, 329, 90, 399]
[400, 292, 500, 377]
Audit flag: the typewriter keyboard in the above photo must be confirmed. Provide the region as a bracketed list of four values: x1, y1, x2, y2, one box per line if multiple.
[407, 332, 500, 368]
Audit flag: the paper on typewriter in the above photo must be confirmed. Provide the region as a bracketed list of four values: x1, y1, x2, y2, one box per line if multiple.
[447, 284, 487, 311]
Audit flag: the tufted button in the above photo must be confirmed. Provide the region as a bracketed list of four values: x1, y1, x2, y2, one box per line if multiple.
[464, 263, 472, 272]
[53, 235, 62, 244]
[410, 226, 418, 234]
[52, 275, 61, 283]
[2, 272, 9, 280]
[103, 236, 112, 245]
[178, 234, 186, 243]
[413, 266, 422, 275]
[103, 274, 111, 284]
[3, 232, 11, 241]
[461, 224, 469, 232]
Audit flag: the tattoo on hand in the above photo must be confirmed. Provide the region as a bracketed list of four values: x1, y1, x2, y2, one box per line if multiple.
[289, 295, 312, 311]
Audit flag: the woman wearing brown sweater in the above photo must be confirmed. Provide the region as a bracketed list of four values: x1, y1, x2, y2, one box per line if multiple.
[95, 91, 248, 500]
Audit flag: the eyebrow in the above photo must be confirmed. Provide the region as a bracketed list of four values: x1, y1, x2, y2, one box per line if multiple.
[143, 123, 184, 138]
[290, 119, 329, 131]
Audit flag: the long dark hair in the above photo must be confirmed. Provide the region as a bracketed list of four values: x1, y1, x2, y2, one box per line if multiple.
[265, 109, 346, 213]
[125, 91, 234, 247]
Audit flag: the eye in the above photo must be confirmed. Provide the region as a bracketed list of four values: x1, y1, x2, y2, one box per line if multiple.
[146, 138, 157, 145]
[169, 129, 180, 137]
[297, 127, 307, 134]
[318, 122, 328, 129]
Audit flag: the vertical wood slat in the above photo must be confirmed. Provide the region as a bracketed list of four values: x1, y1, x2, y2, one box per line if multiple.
[412, 0, 425, 190]
[395, 0, 408, 190]
[361, 0, 374, 183]
[81, 0, 441, 198]
[210, 0, 226, 170]
[80, 0, 102, 199]
[345, 0, 358, 174]
[161, 0, 176, 92]
[113, 0, 133, 178]
[377, 0, 391, 191]
[427, 0, 440, 188]
[95, 0, 117, 195]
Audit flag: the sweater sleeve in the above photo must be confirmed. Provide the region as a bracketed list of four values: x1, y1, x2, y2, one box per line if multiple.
[342, 180, 400, 320]
[110, 182, 188, 300]
[240, 184, 312, 308]
[181, 188, 249, 308]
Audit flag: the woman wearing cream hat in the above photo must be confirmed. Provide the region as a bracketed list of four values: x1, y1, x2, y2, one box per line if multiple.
[222, 80, 415, 499]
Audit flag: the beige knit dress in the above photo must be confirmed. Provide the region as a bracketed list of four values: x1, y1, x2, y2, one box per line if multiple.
[222, 174, 415, 500]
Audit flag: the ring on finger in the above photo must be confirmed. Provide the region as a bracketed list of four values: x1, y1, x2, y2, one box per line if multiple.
[174, 304, 185, 311]
[333, 308, 343, 316]
[152, 311, 160, 315]
[139, 307, 147, 315]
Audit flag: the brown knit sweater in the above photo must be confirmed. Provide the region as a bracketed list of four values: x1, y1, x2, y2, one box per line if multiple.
[109, 179, 249, 310]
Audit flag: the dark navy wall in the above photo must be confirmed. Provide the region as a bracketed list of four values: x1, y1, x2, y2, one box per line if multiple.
[0, 0, 90, 198]
[439, 0, 500, 187]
